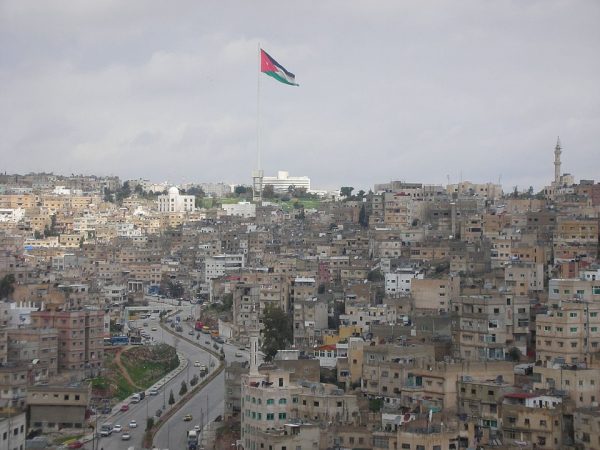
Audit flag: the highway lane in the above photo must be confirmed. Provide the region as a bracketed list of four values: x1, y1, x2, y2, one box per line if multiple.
[86, 312, 216, 450]
[152, 320, 250, 450]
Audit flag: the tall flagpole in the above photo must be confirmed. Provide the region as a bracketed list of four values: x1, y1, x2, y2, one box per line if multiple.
[252, 42, 264, 204]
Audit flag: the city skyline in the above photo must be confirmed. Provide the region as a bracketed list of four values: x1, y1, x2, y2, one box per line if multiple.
[1, 1, 599, 191]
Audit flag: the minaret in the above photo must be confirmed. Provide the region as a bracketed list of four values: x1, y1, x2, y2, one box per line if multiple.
[554, 137, 562, 186]
[249, 333, 260, 375]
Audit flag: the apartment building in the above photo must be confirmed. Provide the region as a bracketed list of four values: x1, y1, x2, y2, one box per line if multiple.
[501, 393, 566, 449]
[533, 365, 600, 408]
[400, 360, 514, 412]
[6, 328, 58, 381]
[457, 375, 514, 445]
[548, 278, 600, 306]
[384, 268, 424, 296]
[503, 261, 544, 296]
[574, 408, 600, 450]
[157, 186, 194, 213]
[411, 275, 460, 312]
[241, 343, 364, 450]
[30, 308, 104, 375]
[204, 254, 245, 283]
[292, 297, 328, 349]
[452, 294, 530, 361]
[27, 384, 90, 432]
[535, 300, 600, 365]
[0, 411, 27, 450]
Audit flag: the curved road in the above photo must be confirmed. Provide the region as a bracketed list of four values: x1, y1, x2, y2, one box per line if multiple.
[86, 305, 214, 450]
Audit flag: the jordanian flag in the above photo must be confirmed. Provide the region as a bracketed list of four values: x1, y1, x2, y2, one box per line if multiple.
[260, 49, 298, 86]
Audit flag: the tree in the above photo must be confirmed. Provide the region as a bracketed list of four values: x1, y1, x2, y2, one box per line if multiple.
[262, 184, 275, 199]
[234, 185, 248, 195]
[508, 347, 522, 362]
[179, 380, 188, 396]
[168, 390, 175, 406]
[261, 305, 293, 362]
[340, 186, 354, 198]
[359, 205, 369, 228]
[0, 274, 16, 300]
[146, 417, 154, 431]
[367, 269, 384, 282]
[190, 374, 199, 386]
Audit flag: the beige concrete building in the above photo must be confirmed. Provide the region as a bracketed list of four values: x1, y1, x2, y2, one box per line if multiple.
[411, 275, 460, 313]
[574, 408, 600, 450]
[535, 300, 600, 365]
[30, 308, 104, 376]
[533, 365, 600, 408]
[27, 384, 90, 432]
[501, 393, 565, 449]
[241, 351, 364, 450]
[452, 294, 530, 360]
[6, 328, 58, 381]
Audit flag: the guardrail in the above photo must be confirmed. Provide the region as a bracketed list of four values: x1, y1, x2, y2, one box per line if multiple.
[143, 314, 225, 449]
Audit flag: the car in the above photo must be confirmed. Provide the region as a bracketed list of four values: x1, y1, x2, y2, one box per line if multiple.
[193, 361, 201, 367]
[120, 404, 129, 412]
[148, 388, 159, 396]
[121, 432, 131, 441]
[155, 408, 163, 417]
[129, 420, 137, 428]
[188, 330, 194, 336]
[143, 322, 148, 327]
[67, 441, 84, 449]
[151, 327, 157, 331]
[235, 352, 243, 357]
[205, 340, 210, 345]
[183, 414, 193, 422]
[101, 407, 111, 414]
[113, 424, 123, 433]
[194, 424, 201, 431]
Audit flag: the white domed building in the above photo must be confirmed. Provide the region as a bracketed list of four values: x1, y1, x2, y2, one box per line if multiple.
[158, 186, 195, 213]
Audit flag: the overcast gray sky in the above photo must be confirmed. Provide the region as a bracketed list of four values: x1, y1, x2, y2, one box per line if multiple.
[1, 0, 599, 191]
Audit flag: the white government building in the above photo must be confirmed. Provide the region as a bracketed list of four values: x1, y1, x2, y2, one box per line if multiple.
[263, 170, 310, 193]
[157, 187, 195, 213]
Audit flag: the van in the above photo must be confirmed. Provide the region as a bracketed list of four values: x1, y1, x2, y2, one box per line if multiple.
[100, 423, 113, 437]
[514, 363, 534, 375]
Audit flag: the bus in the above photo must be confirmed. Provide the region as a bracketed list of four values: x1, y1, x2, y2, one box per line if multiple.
[110, 335, 130, 346]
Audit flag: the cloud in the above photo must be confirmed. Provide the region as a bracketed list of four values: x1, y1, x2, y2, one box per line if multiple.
[1, 0, 599, 192]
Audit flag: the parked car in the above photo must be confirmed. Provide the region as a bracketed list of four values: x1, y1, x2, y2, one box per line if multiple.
[188, 330, 194, 336]
[148, 388, 159, 396]
[67, 441, 84, 449]
[156, 408, 163, 417]
[151, 327, 157, 331]
[235, 352, 243, 357]
[120, 404, 129, 412]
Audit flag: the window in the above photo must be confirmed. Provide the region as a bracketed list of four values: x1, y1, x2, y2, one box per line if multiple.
[266, 413, 274, 420]
[278, 413, 286, 420]
[266, 399, 274, 405]
[279, 398, 287, 404]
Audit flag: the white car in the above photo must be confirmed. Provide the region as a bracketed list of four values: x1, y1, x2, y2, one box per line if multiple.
[193, 361, 201, 367]
[148, 388, 159, 396]
[194, 424, 201, 431]
[113, 424, 122, 433]
[129, 420, 137, 428]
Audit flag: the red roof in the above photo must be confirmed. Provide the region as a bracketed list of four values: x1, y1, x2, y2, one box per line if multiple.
[315, 344, 337, 351]
[505, 392, 536, 399]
